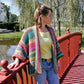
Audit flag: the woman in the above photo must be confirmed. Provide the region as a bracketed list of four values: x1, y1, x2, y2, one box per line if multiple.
[9, 5, 64, 84]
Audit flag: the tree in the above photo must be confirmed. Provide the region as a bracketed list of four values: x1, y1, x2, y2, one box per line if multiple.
[65, 0, 80, 28]
[53, 0, 61, 36]
[11, 14, 18, 22]
[1, 2, 10, 23]
[13, 0, 40, 30]
[12, 0, 82, 34]
[80, 0, 84, 28]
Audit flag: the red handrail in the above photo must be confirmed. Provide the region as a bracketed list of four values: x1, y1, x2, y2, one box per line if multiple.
[0, 28, 82, 84]
[57, 29, 82, 82]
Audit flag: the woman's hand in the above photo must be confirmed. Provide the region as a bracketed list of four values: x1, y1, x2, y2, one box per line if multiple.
[8, 58, 20, 69]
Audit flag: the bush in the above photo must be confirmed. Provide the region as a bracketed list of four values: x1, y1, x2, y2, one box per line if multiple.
[0, 21, 2, 23]
[0, 22, 19, 31]
[14, 24, 19, 31]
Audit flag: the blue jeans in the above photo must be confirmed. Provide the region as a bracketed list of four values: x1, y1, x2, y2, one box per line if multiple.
[34, 60, 59, 84]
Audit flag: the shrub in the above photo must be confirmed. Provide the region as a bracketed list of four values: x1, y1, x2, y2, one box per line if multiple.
[0, 22, 19, 31]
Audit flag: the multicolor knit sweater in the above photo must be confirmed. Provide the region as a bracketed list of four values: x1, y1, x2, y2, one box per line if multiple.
[12, 25, 64, 75]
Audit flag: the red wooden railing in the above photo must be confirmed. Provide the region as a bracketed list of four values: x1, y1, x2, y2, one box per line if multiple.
[0, 28, 82, 84]
[57, 28, 82, 82]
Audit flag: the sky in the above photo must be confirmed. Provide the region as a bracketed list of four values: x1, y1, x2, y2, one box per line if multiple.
[0, 0, 20, 16]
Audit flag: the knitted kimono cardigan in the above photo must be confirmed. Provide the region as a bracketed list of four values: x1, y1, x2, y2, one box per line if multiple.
[12, 25, 64, 75]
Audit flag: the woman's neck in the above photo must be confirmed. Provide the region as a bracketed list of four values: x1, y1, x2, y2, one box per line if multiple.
[38, 25, 48, 32]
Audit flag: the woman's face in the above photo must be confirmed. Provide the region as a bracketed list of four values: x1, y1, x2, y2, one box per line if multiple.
[41, 10, 52, 25]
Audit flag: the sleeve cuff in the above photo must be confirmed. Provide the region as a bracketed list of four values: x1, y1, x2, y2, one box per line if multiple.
[12, 54, 26, 62]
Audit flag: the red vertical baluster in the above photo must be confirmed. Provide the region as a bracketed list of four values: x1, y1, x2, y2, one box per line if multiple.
[32, 76, 36, 84]
[7, 78, 14, 84]
[23, 66, 28, 84]
[12, 75, 17, 84]
[28, 74, 33, 84]
[18, 69, 23, 84]
[46, 80, 48, 84]
[27, 63, 32, 84]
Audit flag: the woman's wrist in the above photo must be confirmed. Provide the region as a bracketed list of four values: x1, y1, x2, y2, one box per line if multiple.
[15, 58, 19, 62]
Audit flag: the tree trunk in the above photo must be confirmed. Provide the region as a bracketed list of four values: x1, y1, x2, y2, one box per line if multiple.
[56, 0, 61, 37]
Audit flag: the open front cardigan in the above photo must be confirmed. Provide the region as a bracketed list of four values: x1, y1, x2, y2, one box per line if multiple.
[12, 25, 64, 75]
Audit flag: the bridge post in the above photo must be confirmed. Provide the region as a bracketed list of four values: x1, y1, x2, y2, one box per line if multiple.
[79, 30, 82, 54]
[0, 59, 12, 76]
[66, 28, 70, 34]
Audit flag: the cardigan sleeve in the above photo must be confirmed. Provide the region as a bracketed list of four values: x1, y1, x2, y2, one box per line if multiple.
[56, 40, 64, 61]
[50, 27, 64, 61]
[12, 29, 30, 62]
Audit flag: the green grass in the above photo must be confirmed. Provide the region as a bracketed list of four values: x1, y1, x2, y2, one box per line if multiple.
[0, 32, 23, 39]
[81, 33, 84, 50]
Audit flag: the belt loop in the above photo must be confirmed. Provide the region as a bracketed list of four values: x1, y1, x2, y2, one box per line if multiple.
[42, 58, 52, 63]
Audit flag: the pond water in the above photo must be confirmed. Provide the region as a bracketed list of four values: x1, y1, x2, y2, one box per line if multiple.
[0, 38, 20, 69]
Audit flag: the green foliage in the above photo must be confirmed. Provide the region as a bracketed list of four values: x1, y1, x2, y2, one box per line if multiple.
[14, 0, 41, 30]
[0, 21, 2, 23]
[0, 22, 19, 31]
[14, 24, 19, 31]
[4, 5, 10, 23]
[65, 0, 81, 28]
[12, 0, 84, 31]
[82, 10, 84, 27]
[11, 14, 18, 22]
[0, 2, 10, 23]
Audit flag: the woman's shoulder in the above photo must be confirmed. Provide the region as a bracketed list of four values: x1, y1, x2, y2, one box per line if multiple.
[47, 26, 55, 33]
[50, 26, 54, 31]
[25, 27, 33, 33]
[25, 26, 36, 33]
[22, 27, 33, 36]
[47, 25, 54, 30]
[21, 28, 33, 38]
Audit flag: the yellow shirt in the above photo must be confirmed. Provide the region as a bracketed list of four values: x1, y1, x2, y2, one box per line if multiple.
[38, 31, 52, 59]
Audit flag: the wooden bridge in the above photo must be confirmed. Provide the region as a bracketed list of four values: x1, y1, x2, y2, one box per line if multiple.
[62, 52, 84, 84]
[0, 28, 82, 84]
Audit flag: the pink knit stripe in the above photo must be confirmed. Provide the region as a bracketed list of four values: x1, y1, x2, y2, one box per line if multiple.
[18, 43, 28, 53]
[29, 42, 36, 48]
[36, 29, 41, 73]
[37, 47, 40, 73]
[29, 47, 36, 53]
[12, 54, 25, 61]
